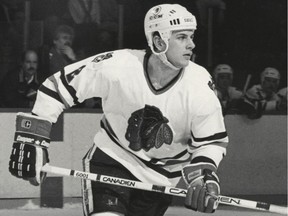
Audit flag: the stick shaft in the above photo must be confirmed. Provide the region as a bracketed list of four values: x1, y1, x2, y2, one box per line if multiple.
[41, 164, 287, 215]
[243, 74, 252, 93]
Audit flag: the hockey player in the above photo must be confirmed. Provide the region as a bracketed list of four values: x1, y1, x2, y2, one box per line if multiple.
[213, 64, 243, 115]
[9, 4, 229, 216]
[243, 67, 286, 118]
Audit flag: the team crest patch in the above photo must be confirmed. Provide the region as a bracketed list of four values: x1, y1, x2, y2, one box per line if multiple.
[208, 80, 215, 91]
[125, 105, 173, 152]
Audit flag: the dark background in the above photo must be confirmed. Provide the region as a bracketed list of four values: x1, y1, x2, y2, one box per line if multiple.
[0, 0, 287, 90]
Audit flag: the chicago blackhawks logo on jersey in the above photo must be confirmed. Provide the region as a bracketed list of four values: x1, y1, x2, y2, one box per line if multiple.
[125, 105, 173, 152]
[208, 80, 215, 91]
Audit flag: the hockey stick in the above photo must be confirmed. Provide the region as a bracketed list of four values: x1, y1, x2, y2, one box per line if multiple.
[243, 74, 252, 94]
[41, 164, 287, 215]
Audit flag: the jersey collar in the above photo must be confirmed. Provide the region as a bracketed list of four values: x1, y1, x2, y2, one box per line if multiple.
[143, 52, 183, 95]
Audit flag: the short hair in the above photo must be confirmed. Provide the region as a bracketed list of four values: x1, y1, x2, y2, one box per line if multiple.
[21, 49, 38, 62]
[53, 25, 75, 40]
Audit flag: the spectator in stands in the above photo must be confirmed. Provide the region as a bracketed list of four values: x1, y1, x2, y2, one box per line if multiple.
[49, 24, 77, 75]
[68, 0, 119, 56]
[49, 24, 102, 109]
[242, 67, 286, 118]
[0, 50, 40, 108]
[213, 64, 243, 115]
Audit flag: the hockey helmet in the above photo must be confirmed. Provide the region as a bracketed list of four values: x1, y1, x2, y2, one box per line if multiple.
[261, 67, 280, 83]
[213, 64, 233, 80]
[144, 4, 197, 55]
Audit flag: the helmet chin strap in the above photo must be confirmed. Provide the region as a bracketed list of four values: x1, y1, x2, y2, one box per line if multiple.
[152, 39, 181, 71]
[157, 53, 181, 70]
[150, 35, 182, 70]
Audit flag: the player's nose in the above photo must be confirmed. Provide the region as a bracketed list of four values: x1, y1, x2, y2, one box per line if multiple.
[187, 39, 195, 50]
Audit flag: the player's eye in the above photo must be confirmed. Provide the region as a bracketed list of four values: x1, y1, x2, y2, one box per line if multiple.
[177, 35, 187, 40]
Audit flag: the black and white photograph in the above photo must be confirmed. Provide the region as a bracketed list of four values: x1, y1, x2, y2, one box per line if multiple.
[0, 0, 287, 215]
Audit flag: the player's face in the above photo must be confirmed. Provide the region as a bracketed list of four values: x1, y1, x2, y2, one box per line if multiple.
[166, 30, 195, 68]
[262, 77, 279, 95]
[216, 73, 233, 90]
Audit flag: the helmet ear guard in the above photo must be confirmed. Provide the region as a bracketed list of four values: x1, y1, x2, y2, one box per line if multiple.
[151, 32, 168, 54]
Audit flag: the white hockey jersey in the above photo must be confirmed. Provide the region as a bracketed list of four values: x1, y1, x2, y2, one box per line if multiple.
[32, 49, 228, 186]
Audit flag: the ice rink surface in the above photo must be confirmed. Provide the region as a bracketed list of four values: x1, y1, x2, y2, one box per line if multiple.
[0, 203, 285, 216]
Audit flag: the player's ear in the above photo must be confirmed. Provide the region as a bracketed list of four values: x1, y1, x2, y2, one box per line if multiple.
[152, 34, 167, 53]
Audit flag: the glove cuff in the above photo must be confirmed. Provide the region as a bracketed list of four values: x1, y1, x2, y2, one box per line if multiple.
[182, 162, 217, 185]
[15, 112, 52, 148]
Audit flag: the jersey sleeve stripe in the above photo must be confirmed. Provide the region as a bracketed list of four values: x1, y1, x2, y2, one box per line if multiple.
[190, 156, 217, 166]
[188, 142, 228, 151]
[60, 69, 80, 105]
[191, 131, 227, 142]
[39, 85, 63, 105]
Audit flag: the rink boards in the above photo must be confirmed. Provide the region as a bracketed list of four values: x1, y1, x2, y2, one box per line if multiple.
[0, 110, 286, 207]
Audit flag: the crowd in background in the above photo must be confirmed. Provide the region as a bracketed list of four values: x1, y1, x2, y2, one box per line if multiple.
[0, 0, 287, 117]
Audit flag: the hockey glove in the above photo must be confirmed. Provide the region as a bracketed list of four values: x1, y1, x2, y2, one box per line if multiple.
[9, 113, 52, 186]
[182, 161, 220, 213]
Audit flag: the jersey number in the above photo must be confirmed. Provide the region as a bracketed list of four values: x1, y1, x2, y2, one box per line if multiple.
[65, 52, 113, 83]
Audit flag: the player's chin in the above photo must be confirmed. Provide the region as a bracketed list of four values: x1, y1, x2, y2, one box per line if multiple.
[170, 56, 190, 68]
[177, 59, 190, 68]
